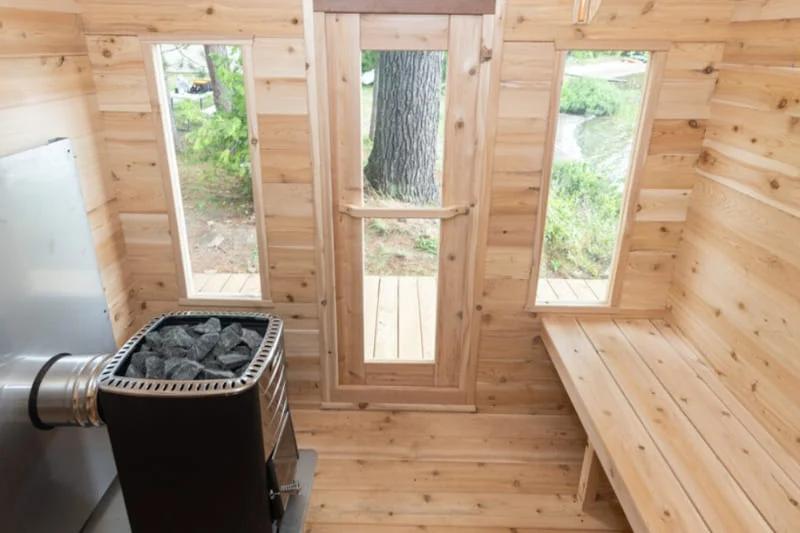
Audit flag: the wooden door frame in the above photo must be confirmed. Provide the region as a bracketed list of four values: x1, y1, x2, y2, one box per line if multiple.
[308, 6, 503, 407]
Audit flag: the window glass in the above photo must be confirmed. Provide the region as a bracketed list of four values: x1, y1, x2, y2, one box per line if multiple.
[538, 50, 650, 305]
[157, 44, 260, 298]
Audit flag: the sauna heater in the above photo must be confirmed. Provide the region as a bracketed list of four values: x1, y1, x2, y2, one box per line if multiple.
[28, 311, 299, 533]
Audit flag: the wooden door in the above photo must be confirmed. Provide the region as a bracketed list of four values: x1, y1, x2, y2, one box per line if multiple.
[320, 12, 490, 404]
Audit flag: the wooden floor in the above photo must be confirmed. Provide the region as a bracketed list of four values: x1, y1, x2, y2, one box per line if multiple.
[293, 409, 630, 532]
[537, 278, 609, 305]
[364, 276, 437, 362]
[192, 272, 260, 295]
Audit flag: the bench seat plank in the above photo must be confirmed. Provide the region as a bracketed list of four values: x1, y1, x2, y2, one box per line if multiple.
[653, 320, 800, 489]
[541, 316, 710, 533]
[580, 318, 769, 532]
[648, 320, 800, 531]
[543, 315, 800, 533]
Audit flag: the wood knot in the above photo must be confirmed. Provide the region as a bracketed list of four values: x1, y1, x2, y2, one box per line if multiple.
[291, 17, 299, 25]
[102, 48, 112, 58]
[480, 46, 493, 63]
[703, 65, 714, 74]
[455, 118, 465, 129]
[641, 1, 655, 14]
[357, 402, 369, 409]
[688, 119, 699, 128]
[778, 98, 789, 109]
[250, 137, 258, 146]
[769, 178, 780, 190]
[468, 66, 477, 76]
[206, 6, 214, 14]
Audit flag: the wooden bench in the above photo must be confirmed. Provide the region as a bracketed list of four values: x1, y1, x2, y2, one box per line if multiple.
[541, 316, 800, 533]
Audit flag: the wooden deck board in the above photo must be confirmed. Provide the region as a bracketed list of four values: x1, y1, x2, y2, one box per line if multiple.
[363, 275, 437, 362]
[363, 276, 380, 360]
[418, 276, 437, 361]
[398, 276, 424, 361]
[374, 276, 399, 360]
[536, 278, 609, 305]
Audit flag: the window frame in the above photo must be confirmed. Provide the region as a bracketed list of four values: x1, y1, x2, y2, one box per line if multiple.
[524, 44, 667, 312]
[142, 38, 273, 307]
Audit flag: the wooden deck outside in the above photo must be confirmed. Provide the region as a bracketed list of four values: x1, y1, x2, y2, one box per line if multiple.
[192, 272, 261, 296]
[364, 276, 437, 362]
[537, 278, 609, 305]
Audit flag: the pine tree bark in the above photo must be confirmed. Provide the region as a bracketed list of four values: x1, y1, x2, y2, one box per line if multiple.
[364, 51, 443, 205]
[204, 45, 233, 113]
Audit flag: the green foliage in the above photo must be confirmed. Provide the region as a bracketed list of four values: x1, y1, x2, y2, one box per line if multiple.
[543, 161, 622, 279]
[181, 48, 252, 198]
[415, 234, 439, 255]
[369, 219, 389, 236]
[560, 77, 625, 117]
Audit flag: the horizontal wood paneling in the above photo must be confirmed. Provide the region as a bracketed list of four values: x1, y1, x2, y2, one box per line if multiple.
[670, 34, 800, 465]
[0, 7, 137, 344]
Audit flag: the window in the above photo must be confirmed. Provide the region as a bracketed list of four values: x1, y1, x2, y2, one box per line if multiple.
[534, 50, 653, 306]
[153, 43, 267, 301]
[360, 50, 447, 361]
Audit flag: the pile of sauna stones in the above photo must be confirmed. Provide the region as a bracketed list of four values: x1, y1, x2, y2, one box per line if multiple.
[123, 317, 263, 381]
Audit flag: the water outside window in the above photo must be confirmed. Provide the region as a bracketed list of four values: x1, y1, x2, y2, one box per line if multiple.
[537, 50, 650, 305]
[157, 44, 261, 298]
[360, 50, 447, 361]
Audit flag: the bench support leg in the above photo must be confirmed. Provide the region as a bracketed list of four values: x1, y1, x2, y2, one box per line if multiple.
[577, 442, 601, 510]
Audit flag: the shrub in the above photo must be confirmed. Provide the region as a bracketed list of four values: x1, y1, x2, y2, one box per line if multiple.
[560, 77, 624, 117]
[543, 161, 622, 278]
[181, 49, 253, 198]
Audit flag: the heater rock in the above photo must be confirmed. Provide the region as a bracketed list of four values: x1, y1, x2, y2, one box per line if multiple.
[201, 368, 235, 380]
[219, 353, 251, 370]
[144, 331, 164, 350]
[125, 363, 143, 378]
[170, 359, 204, 381]
[192, 317, 222, 335]
[131, 351, 157, 374]
[241, 328, 262, 351]
[145, 356, 166, 379]
[232, 344, 251, 356]
[189, 332, 219, 361]
[164, 357, 183, 378]
[161, 326, 196, 350]
[219, 323, 244, 352]
[161, 346, 190, 359]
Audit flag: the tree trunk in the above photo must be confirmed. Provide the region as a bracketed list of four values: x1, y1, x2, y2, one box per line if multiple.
[204, 45, 233, 113]
[364, 51, 443, 205]
[369, 62, 379, 141]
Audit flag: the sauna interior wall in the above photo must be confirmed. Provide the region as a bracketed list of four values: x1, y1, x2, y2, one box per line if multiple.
[0, 4, 137, 345]
[669, 5, 800, 465]
[71, 0, 735, 411]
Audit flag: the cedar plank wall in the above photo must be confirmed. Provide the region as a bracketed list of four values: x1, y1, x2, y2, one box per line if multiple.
[477, 1, 726, 413]
[0, 6, 137, 345]
[77, 0, 322, 408]
[668, 10, 800, 464]
[74, 0, 730, 413]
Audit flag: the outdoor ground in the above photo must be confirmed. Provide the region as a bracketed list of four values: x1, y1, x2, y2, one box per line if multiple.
[177, 160, 259, 275]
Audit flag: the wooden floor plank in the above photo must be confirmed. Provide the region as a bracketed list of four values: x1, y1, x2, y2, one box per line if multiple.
[374, 276, 399, 360]
[579, 318, 769, 532]
[417, 276, 437, 361]
[542, 316, 710, 533]
[199, 273, 230, 293]
[398, 276, 424, 361]
[220, 272, 249, 293]
[305, 527, 628, 533]
[312, 458, 581, 494]
[240, 273, 261, 295]
[306, 491, 628, 530]
[291, 410, 586, 441]
[363, 276, 380, 360]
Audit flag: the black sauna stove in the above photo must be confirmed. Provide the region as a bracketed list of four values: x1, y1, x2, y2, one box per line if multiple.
[96, 311, 298, 533]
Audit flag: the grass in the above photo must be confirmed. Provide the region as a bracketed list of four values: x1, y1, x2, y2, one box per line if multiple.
[363, 198, 440, 277]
